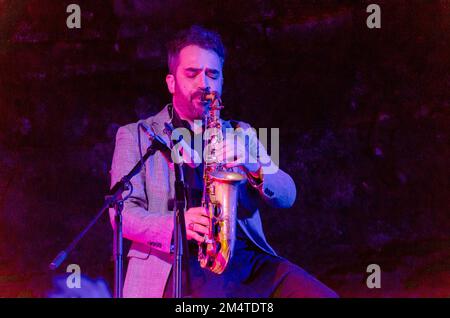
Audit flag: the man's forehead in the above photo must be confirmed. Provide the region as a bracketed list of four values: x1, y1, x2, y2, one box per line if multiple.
[178, 45, 222, 69]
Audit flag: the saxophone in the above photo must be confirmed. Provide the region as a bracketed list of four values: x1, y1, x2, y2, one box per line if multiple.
[198, 89, 245, 274]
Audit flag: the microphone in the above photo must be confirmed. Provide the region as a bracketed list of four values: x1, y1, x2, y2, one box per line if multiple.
[164, 122, 201, 167]
[138, 121, 172, 156]
[138, 120, 201, 166]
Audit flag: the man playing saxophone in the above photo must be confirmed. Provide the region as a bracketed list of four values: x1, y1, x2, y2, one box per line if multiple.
[109, 25, 337, 298]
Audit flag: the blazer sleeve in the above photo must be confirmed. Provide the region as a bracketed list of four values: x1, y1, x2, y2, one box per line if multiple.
[109, 125, 174, 254]
[235, 123, 297, 209]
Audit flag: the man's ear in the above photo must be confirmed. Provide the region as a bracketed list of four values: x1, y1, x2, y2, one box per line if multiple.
[166, 74, 175, 94]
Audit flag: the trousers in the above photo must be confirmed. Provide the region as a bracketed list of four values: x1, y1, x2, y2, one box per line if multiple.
[163, 236, 338, 298]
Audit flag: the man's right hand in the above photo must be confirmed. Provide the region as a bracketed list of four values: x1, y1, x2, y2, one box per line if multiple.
[184, 207, 210, 242]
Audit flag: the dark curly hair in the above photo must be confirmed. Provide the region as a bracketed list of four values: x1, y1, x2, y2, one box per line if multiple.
[166, 25, 225, 74]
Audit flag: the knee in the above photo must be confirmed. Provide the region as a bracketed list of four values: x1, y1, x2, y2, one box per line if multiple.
[274, 262, 339, 298]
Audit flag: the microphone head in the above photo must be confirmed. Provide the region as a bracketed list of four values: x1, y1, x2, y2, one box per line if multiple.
[163, 122, 174, 136]
[138, 121, 156, 139]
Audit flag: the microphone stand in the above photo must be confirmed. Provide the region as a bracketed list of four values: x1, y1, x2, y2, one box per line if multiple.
[173, 162, 188, 298]
[49, 142, 161, 298]
[164, 124, 190, 298]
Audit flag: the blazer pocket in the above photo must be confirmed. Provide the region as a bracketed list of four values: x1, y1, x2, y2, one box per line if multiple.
[127, 242, 152, 260]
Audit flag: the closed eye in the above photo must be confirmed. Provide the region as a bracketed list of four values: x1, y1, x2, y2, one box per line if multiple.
[185, 68, 200, 78]
[184, 68, 220, 80]
[206, 69, 220, 79]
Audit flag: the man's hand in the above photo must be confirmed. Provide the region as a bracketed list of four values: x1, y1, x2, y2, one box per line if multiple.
[215, 136, 261, 174]
[185, 207, 210, 242]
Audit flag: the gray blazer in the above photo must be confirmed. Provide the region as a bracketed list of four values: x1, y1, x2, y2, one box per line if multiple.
[109, 105, 297, 297]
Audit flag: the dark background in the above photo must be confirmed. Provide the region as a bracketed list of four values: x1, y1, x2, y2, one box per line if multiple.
[0, 0, 449, 297]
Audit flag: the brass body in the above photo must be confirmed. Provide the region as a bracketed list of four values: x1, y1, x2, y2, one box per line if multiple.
[198, 90, 244, 274]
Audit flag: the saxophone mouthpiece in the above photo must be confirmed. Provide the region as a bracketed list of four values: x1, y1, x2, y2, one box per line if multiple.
[201, 88, 215, 102]
[201, 89, 223, 111]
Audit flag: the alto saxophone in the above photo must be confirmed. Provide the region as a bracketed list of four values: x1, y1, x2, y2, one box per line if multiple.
[198, 89, 244, 274]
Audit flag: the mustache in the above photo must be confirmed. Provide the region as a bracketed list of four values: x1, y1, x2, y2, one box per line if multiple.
[190, 89, 211, 102]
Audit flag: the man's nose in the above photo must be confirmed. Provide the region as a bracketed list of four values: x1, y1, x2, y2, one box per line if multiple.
[197, 72, 209, 89]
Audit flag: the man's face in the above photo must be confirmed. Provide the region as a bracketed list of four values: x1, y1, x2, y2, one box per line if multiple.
[166, 45, 223, 122]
